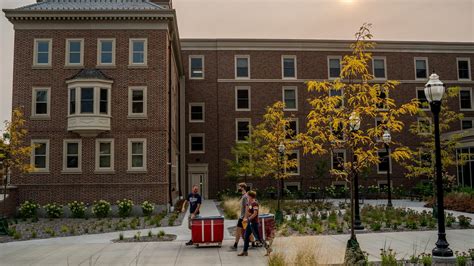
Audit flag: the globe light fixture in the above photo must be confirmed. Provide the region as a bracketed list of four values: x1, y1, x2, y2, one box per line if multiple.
[349, 112, 361, 131]
[382, 130, 393, 207]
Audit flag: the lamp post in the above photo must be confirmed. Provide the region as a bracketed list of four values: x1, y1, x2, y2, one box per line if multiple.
[424, 73, 453, 258]
[349, 112, 364, 236]
[0, 133, 11, 235]
[275, 142, 285, 224]
[382, 130, 393, 208]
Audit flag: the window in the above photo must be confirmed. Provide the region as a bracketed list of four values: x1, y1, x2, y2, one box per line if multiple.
[377, 149, 391, 174]
[235, 86, 250, 111]
[286, 150, 300, 175]
[128, 87, 147, 118]
[236, 119, 251, 142]
[375, 117, 384, 141]
[65, 39, 84, 66]
[128, 139, 147, 171]
[97, 39, 115, 66]
[414, 58, 428, 79]
[189, 103, 205, 122]
[96, 139, 114, 171]
[286, 119, 298, 140]
[329, 88, 344, 109]
[331, 121, 345, 141]
[69, 88, 76, 114]
[419, 149, 432, 168]
[461, 118, 474, 130]
[372, 57, 387, 79]
[282, 87, 297, 110]
[460, 88, 473, 110]
[376, 89, 388, 110]
[417, 88, 429, 110]
[33, 39, 52, 67]
[418, 117, 432, 134]
[31, 87, 50, 118]
[282, 55, 297, 79]
[129, 38, 147, 66]
[80, 88, 94, 113]
[189, 134, 205, 153]
[68, 86, 111, 116]
[328, 56, 342, 79]
[189, 55, 204, 79]
[284, 182, 301, 192]
[31, 140, 49, 172]
[331, 150, 346, 171]
[235, 56, 250, 79]
[100, 89, 108, 114]
[63, 140, 81, 172]
[456, 147, 474, 187]
[457, 58, 471, 80]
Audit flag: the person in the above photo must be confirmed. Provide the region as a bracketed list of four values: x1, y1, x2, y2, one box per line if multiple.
[231, 183, 248, 250]
[184, 185, 202, 246]
[238, 190, 262, 256]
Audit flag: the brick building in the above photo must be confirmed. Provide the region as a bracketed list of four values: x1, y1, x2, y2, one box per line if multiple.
[3, 1, 474, 207]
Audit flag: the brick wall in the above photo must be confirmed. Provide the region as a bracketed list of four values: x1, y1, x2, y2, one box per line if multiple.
[0, 187, 19, 217]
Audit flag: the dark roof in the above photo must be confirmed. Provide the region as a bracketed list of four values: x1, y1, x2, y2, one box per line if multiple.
[68, 69, 113, 81]
[16, 0, 164, 11]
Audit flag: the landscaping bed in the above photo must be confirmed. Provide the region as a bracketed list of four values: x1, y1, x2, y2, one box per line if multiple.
[112, 230, 176, 243]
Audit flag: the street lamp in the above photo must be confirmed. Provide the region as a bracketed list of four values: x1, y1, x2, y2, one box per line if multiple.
[0, 133, 11, 235]
[276, 142, 286, 224]
[424, 73, 453, 258]
[349, 112, 364, 232]
[382, 130, 393, 208]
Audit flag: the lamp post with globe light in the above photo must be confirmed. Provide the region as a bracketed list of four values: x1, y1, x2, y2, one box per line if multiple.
[382, 130, 393, 207]
[349, 112, 364, 241]
[275, 142, 285, 224]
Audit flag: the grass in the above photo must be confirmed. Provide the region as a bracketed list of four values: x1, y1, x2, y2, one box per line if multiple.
[220, 197, 271, 220]
[269, 238, 325, 265]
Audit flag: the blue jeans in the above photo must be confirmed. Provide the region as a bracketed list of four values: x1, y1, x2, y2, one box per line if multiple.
[243, 222, 260, 252]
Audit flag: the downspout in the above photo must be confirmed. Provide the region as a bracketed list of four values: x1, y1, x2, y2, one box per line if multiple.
[168, 37, 173, 211]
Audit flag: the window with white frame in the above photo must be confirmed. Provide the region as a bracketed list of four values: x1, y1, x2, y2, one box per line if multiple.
[33, 39, 52, 67]
[236, 119, 251, 142]
[461, 118, 474, 130]
[331, 121, 345, 141]
[285, 119, 298, 140]
[414, 57, 428, 79]
[372, 57, 387, 79]
[128, 87, 147, 118]
[284, 182, 301, 192]
[376, 89, 388, 110]
[235, 56, 250, 79]
[460, 88, 473, 110]
[417, 117, 432, 134]
[65, 39, 84, 66]
[328, 56, 342, 79]
[331, 150, 346, 171]
[189, 103, 205, 122]
[282, 55, 296, 79]
[329, 88, 344, 109]
[63, 140, 81, 172]
[286, 150, 300, 175]
[417, 88, 429, 110]
[31, 87, 50, 118]
[97, 39, 115, 66]
[128, 139, 147, 171]
[68, 86, 111, 116]
[189, 134, 205, 153]
[235, 86, 250, 111]
[375, 117, 384, 141]
[282, 87, 297, 110]
[129, 38, 147, 66]
[457, 58, 471, 80]
[31, 139, 49, 172]
[377, 149, 391, 174]
[96, 139, 114, 171]
[189, 55, 204, 79]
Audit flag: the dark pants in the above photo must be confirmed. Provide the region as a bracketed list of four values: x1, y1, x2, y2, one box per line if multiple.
[243, 222, 260, 252]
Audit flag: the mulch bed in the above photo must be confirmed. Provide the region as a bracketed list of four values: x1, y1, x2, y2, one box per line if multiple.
[112, 234, 177, 243]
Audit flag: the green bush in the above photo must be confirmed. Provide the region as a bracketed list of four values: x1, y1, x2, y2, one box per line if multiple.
[117, 199, 133, 218]
[457, 215, 472, 228]
[92, 200, 111, 218]
[158, 230, 165, 237]
[18, 200, 40, 219]
[68, 201, 87, 218]
[141, 201, 154, 216]
[44, 203, 63, 218]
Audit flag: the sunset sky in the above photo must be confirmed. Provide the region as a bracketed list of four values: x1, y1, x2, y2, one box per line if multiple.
[0, 0, 473, 128]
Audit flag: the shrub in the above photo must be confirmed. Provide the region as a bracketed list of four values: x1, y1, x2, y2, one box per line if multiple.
[117, 199, 134, 218]
[44, 203, 63, 218]
[457, 215, 472, 228]
[370, 222, 382, 231]
[31, 230, 37, 239]
[18, 200, 40, 219]
[148, 230, 153, 237]
[13, 231, 22, 240]
[221, 197, 240, 219]
[446, 213, 456, 227]
[68, 201, 87, 218]
[92, 200, 111, 218]
[168, 212, 178, 226]
[380, 247, 397, 266]
[44, 227, 56, 236]
[141, 201, 154, 216]
[158, 230, 165, 237]
[268, 252, 286, 266]
[119, 232, 124, 240]
[60, 225, 69, 234]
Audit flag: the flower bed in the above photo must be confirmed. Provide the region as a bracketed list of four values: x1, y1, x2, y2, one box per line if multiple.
[112, 230, 176, 242]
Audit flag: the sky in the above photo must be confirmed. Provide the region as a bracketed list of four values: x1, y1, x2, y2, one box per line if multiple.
[0, 0, 473, 129]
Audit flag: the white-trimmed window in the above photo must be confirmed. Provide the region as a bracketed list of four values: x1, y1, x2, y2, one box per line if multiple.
[97, 38, 116, 66]
[460, 88, 473, 110]
[331, 149, 346, 171]
[286, 150, 300, 175]
[328, 56, 342, 79]
[128, 138, 147, 171]
[128, 87, 147, 118]
[31, 139, 49, 172]
[376, 89, 388, 110]
[96, 139, 114, 172]
[189, 134, 205, 154]
[236, 118, 251, 142]
[375, 117, 384, 141]
[461, 118, 474, 130]
[33, 39, 52, 67]
[189, 103, 205, 122]
[285, 118, 298, 140]
[65, 39, 84, 66]
[329, 88, 344, 109]
[129, 38, 148, 66]
[31, 87, 50, 118]
[235, 55, 250, 79]
[372, 57, 387, 79]
[377, 149, 391, 174]
[284, 182, 301, 192]
[63, 139, 82, 172]
[417, 87, 430, 110]
[417, 117, 432, 135]
[331, 121, 345, 141]
[457, 58, 471, 80]
[235, 86, 250, 111]
[282, 87, 298, 111]
[68, 86, 111, 116]
[414, 57, 429, 79]
[282, 55, 297, 79]
[189, 55, 204, 79]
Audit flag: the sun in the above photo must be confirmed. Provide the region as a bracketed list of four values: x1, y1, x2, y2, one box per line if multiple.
[341, 0, 355, 4]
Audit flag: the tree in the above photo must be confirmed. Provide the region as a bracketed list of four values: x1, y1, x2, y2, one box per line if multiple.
[300, 23, 419, 247]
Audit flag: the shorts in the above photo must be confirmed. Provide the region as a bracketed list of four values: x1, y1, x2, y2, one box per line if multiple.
[237, 218, 244, 228]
